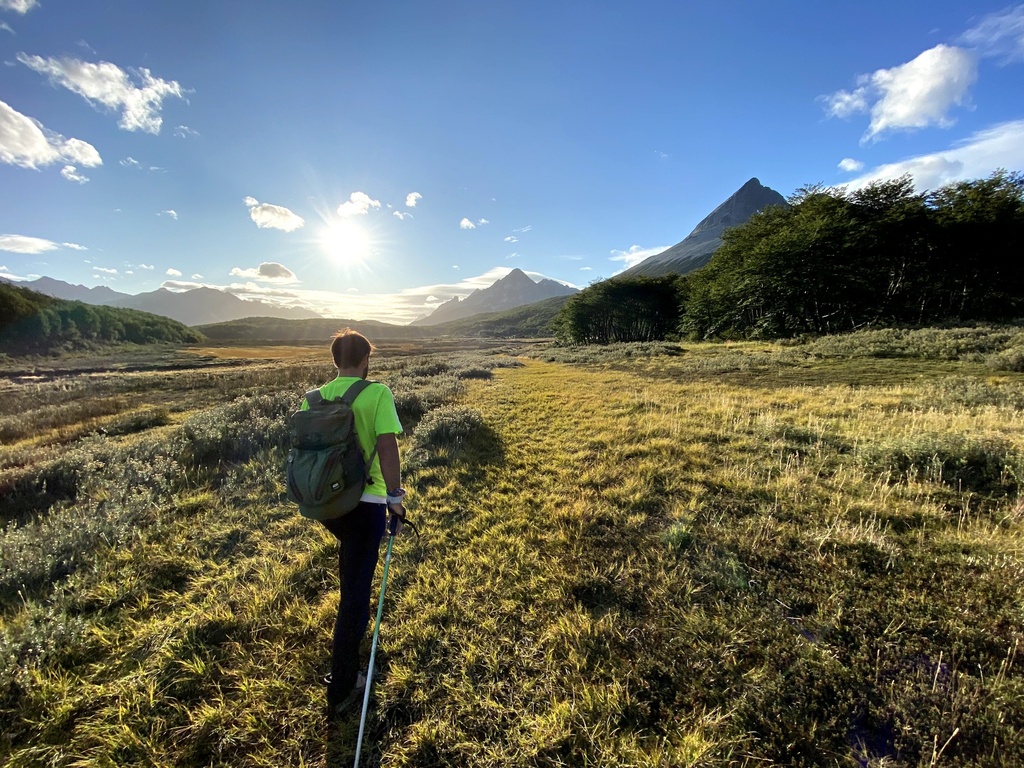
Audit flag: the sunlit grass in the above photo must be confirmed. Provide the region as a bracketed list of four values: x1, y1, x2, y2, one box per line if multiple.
[2, 337, 1023, 766]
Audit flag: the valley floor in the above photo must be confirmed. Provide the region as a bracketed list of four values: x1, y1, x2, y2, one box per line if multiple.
[1, 339, 1023, 766]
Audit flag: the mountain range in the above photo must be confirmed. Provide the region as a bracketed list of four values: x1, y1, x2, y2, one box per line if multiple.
[621, 177, 787, 278]
[411, 268, 578, 326]
[0, 277, 320, 326]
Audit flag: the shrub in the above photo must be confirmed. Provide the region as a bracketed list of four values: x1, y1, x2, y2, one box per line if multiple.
[411, 405, 485, 452]
[856, 432, 1024, 496]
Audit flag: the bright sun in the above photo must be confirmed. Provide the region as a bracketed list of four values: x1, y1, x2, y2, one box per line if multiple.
[319, 220, 371, 264]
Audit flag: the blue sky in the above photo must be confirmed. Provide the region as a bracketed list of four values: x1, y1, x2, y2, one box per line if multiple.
[1, 0, 1022, 324]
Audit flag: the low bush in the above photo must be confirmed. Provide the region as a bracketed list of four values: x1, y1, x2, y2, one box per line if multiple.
[856, 432, 1024, 497]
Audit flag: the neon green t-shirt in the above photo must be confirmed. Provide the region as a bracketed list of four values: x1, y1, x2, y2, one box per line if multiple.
[300, 377, 403, 501]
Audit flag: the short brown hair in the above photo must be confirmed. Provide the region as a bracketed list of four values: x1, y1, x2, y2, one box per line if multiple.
[331, 328, 374, 369]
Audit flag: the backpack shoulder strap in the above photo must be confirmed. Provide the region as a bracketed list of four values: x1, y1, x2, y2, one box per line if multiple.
[304, 389, 325, 407]
[340, 379, 374, 407]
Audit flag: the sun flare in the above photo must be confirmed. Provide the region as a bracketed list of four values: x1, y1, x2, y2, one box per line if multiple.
[319, 220, 371, 264]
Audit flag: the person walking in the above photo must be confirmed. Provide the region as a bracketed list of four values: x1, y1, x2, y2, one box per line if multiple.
[303, 328, 407, 717]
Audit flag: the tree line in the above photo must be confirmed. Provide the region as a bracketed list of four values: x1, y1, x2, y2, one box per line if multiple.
[0, 281, 204, 355]
[554, 171, 1024, 343]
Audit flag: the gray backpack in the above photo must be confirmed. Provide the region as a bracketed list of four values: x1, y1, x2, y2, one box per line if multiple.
[286, 380, 377, 520]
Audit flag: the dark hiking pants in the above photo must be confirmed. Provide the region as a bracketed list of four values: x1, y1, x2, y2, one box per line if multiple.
[320, 502, 387, 704]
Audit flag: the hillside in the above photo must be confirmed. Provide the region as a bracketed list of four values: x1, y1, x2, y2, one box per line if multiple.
[429, 294, 570, 337]
[0, 281, 204, 356]
[195, 316, 434, 342]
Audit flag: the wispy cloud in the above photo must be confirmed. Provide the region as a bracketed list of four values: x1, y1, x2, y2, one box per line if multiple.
[838, 157, 864, 172]
[337, 191, 381, 216]
[610, 244, 669, 270]
[477, 218, 489, 226]
[962, 4, 1024, 63]
[0, 0, 38, 13]
[229, 261, 298, 283]
[504, 235, 518, 243]
[0, 99, 102, 170]
[138, 263, 154, 270]
[0, 234, 62, 253]
[120, 156, 139, 168]
[844, 119, 1024, 191]
[174, 124, 199, 138]
[513, 225, 533, 233]
[166, 268, 182, 277]
[60, 164, 89, 183]
[244, 196, 304, 231]
[62, 242, 87, 250]
[191, 273, 203, 279]
[17, 53, 186, 134]
[823, 44, 978, 142]
[405, 192, 422, 207]
[393, 211, 412, 220]
[459, 218, 476, 230]
[159, 209, 178, 220]
[94, 266, 117, 274]
[0, 21, 13, 34]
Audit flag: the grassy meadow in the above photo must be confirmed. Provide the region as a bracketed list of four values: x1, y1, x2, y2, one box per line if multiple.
[2, 330, 1023, 766]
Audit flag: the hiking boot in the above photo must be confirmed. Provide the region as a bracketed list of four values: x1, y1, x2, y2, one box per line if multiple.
[326, 670, 367, 721]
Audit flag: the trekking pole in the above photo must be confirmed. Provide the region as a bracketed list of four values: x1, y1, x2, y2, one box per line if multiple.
[353, 512, 398, 768]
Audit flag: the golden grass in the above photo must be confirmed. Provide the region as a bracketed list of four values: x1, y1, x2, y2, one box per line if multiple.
[2, 344, 1023, 766]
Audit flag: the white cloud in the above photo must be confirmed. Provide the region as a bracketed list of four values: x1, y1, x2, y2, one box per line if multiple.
[452, 264, 460, 270]
[191, 273, 203, 279]
[962, 4, 1024, 63]
[0, 234, 60, 253]
[393, 211, 412, 220]
[244, 197, 304, 231]
[138, 263, 154, 270]
[477, 218, 489, 225]
[823, 45, 978, 142]
[17, 53, 186, 134]
[506, 252, 519, 259]
[0, 0, 38, 12]
[61, 242, 87, 250]
[60, 164, 89, 183]
[120, 156, 139, 168]
[504, 235, 518, 243]
[174, 124, 199, 138]
[513, 225, 533, 233]
[405, 192, 422, 207]
[844, 119, 1024, 191]
[838, 157, 864, 172]
[229, 261, 298, 283]
[159, 209, 178, 220]
[166, 268, 182, 277]
[610, 244, 669, 269]
[580, 266, 592, 271]
[0, 99, 103, 169]
[94, 266, 117, 274]
[336, 191, 381, 216]
[1, 21, 13, 34]
[459, 218, 476, 230]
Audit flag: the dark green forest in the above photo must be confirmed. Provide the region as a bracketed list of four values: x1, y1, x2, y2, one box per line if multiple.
[556, 172, 1024, 343]
[0, 282, 204, 355]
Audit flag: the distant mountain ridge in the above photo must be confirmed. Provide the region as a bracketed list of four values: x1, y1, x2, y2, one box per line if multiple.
[412, 268, 578, 326]
[621, 177, 788, 278]
[2, 276, 321, 326]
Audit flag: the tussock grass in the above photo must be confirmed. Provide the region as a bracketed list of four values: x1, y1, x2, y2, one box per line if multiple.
[1, 340, 1022, 766]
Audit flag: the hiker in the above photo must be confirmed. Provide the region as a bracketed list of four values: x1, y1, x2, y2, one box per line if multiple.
[305, 328, 407, 716]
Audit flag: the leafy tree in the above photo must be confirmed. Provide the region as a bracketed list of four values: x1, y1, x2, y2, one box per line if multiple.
[555, 276, 684, 344]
